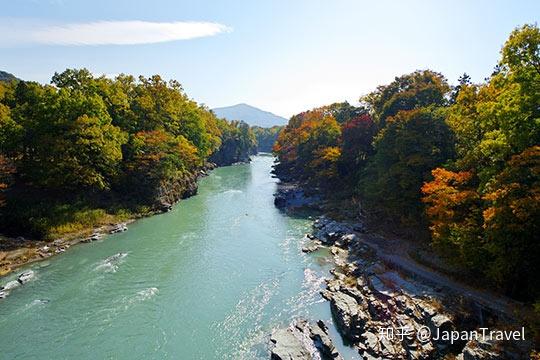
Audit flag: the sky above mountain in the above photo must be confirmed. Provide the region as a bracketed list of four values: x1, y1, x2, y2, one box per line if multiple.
[1, 0, 539, 118]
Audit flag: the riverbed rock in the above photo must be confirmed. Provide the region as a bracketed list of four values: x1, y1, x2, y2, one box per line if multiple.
[1, 280, 20, 291]
[4, 248, 29, 261]
[429, 314, 454, 334]
[270, 327, 309, 360]
[105, 252, 128, 264]
[159, 202, 173, 212]
[311, 320, 342, 359]
[308, 216, 356, 247]
[336, 233, 357, 248]
[302, 240, 322, 253]
[458, 338, 504, 360]
[17, 270, 35, 284]
[329, 291, 367, 342]
[109, 223, 128, 234]
[269, 319, 343, 360]
[318, 220, 469, 360]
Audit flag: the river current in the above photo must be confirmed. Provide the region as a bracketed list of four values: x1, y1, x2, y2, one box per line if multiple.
[0, 155, 358, 359]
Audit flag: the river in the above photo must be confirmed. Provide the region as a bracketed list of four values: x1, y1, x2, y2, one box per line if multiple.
[0, 155, 360, 359]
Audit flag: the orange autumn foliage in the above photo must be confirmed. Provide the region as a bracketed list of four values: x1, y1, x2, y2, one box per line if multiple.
[421, 168, 483, 262]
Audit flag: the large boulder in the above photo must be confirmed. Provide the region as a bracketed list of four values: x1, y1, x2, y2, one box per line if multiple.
[17, 270, 35, 284]
[273, 186, 320, 210]
[310, 320, 342, 359]
[329, 291, 368, 341]
[310, 216, 354, 245]
[270, 319, 343, 360]
[270, 327, 310, 360]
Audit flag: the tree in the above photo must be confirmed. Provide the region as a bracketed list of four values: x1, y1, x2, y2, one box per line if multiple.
[0, 155, 15, 207]
[209, 120, 256, 166]
[0, 68, 258, 239]
[252, 125, 283, 152]
[449, 73, 472, 104]
[421, 168, 484, 269]
[362, 70, 450, 128]
[8, 82, 127, 190]
[122, 130, 199, 201]
[501, 24, 540, 77]
[482, 146, 540, 298]
[423, 24, 540, 299]
[321, 102, 366, 124]
[447, 24, 540, 188]
[360, 108, 455, 223]
[295, 114, 341, 187]
[339, 113, 377, 180]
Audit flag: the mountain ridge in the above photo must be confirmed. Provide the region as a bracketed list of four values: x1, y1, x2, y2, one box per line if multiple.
[213, 103, 288, 128]
[0, 70, 19, 82]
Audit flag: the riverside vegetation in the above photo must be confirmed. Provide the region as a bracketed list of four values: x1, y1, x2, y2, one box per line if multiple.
[0, 69, 256, 243]
[252, 126, 283, 152]
[0, 23, 539, 359]
[273, 24, 540, 321]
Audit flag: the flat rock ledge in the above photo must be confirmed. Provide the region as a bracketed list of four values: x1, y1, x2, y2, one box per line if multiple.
[270, 319, 343, 360]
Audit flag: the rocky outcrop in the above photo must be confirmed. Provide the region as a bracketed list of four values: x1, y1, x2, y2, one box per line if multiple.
[458, 339, 504, 360]
[270, 319, 343, 360]
[209, 135, 256, 167]
[274, 184, 321, 210]
[312, 216, 365, 245]
[155, 172, 199, 209]
[17, 270, 34, 284]
[308, 215, 529, 360]
[301, 240, 322, 253]
[155, 162, 216, 211]
[457, 338, 524, 360]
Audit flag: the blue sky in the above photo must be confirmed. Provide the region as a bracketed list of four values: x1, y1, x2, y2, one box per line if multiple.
[1, 0, 539, 117]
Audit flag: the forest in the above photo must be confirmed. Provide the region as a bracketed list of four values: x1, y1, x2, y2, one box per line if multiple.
[252, 126, 283, 152]
[0, 69, 256, 240]
[273, 24, 540, 302]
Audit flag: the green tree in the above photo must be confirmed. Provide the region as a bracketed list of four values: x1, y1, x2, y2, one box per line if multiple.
[252, 125, 283, 152]
[9, 82, 126, 190]
[360, 108, 454, 223]
[423, 24, 540, 299]
[362, 70, 450, 128]
[482, 146, 540, 298]
[210, 120, 256, 166]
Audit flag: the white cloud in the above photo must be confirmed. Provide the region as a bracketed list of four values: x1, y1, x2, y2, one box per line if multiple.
[0, 20, 231, 46]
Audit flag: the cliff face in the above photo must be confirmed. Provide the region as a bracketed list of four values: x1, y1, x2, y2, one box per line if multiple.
[209, 138, 256, 166]
[154, 172, 200, 210]
[122, 162, 217, 211]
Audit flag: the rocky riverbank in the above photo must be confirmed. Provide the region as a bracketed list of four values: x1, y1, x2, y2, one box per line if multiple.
[0, 163, 220, 279]
[0, 219, 136, 280]
[270, 186, 532, 359]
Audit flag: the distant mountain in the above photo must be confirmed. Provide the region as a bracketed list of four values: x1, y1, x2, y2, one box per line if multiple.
[213, 103, 288, 128]
[0, 71, 19, 82]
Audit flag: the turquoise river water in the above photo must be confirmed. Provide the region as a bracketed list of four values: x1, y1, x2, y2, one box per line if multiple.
[0, 155, 359, 359]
